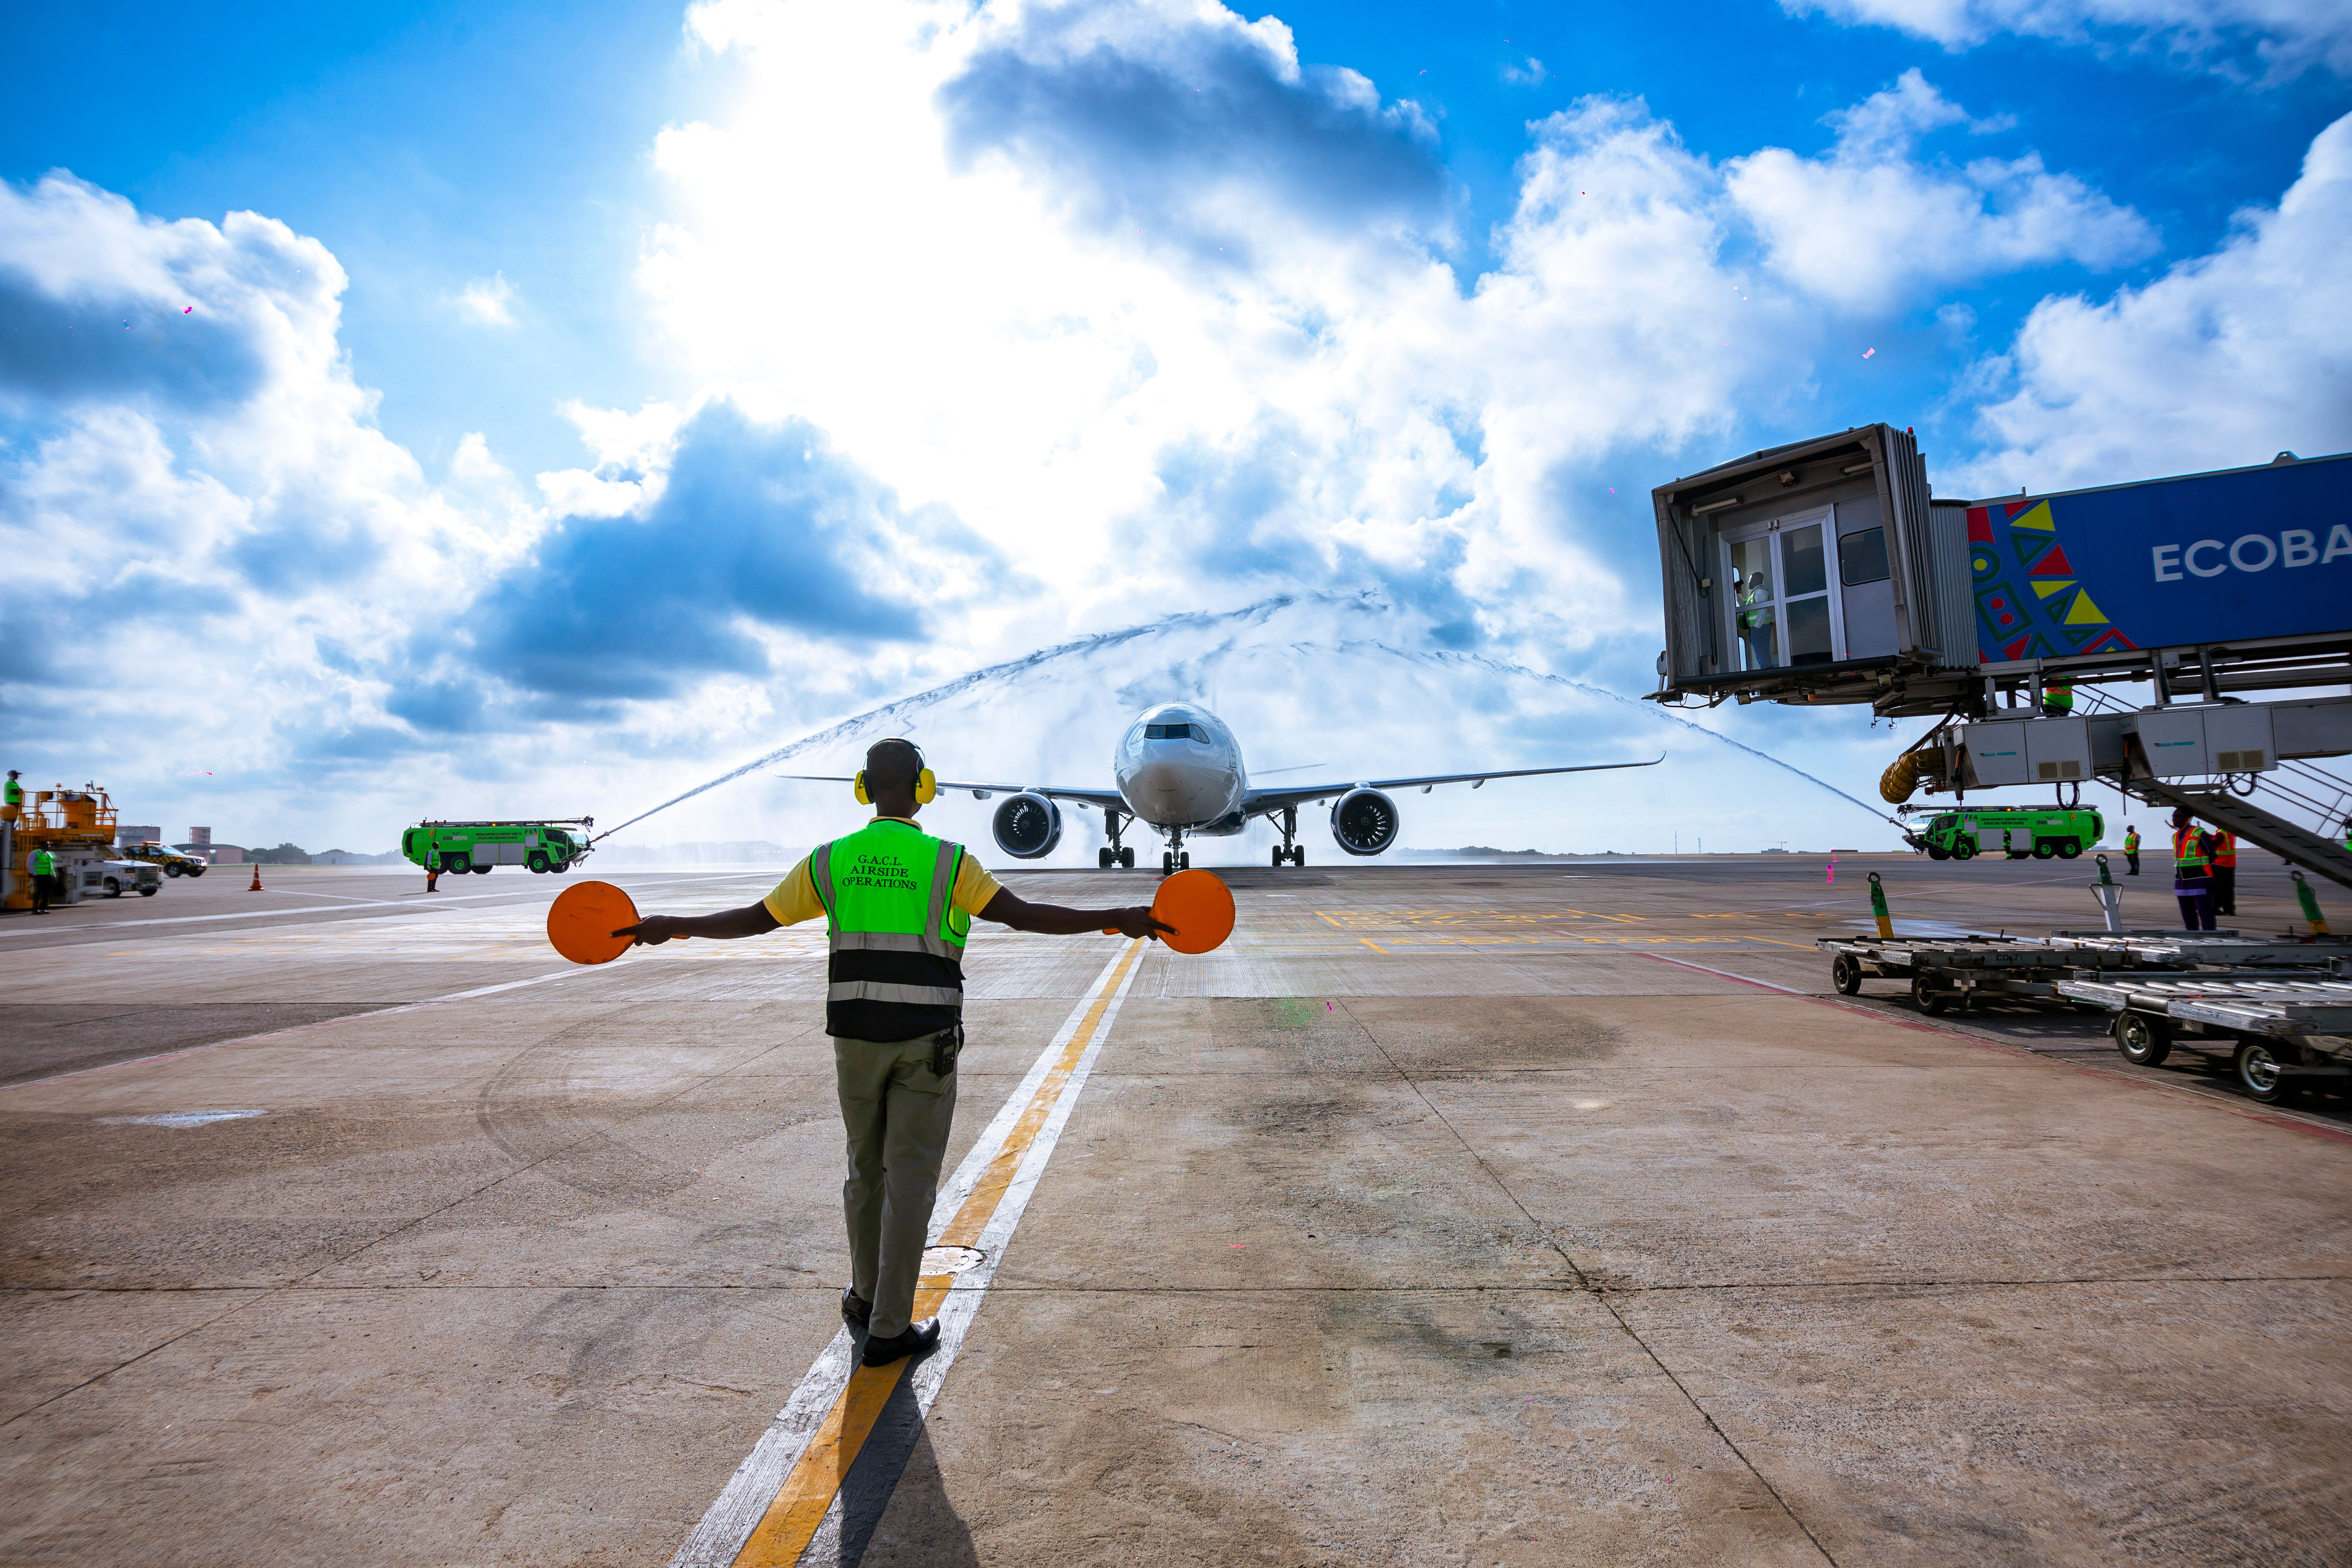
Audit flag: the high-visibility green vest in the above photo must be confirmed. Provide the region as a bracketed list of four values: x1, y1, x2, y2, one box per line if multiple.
[3, 779, 21, 807]
[30, 848, 56, 876]
[2123, 831, 2140, 853]
[811, 819, 971, 1041]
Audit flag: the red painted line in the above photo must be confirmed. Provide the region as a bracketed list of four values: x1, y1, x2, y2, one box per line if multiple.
[1640, 952, 2352, 1148]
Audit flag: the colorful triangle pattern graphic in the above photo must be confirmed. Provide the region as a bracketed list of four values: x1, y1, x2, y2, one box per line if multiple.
[1968, 497, 2137, 661]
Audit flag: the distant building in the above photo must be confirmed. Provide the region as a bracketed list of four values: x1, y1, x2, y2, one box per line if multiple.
[118, 824, 162, 848]
[187, 827, 211, 845]
[208, 844, 248, 864]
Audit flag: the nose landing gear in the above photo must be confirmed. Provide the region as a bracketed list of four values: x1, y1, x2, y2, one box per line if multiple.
[1160, 828, 1190, 876]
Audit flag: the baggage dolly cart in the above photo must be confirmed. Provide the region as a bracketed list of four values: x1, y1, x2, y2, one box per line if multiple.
[2055, 960, 2352, 1104]
[1814, 934, 2182, 1016]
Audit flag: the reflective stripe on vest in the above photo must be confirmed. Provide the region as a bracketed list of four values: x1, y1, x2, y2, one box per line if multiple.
[2173, 827, 2208, 871]
[812, 823, 969, 1038]
[2212, 833, 2236, 867]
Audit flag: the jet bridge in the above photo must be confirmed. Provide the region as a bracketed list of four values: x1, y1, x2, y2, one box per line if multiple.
[1650, 426, 2352, 885]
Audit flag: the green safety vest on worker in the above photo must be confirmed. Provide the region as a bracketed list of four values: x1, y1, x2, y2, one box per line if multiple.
[30, 848, 56, 876]
[2123, 830, 2140, 854]
[2173, 826, 2210, 874]
[811, 819, 972, 1041]
[2043, 679, 2073, 715]
[3, 778, 21, 808]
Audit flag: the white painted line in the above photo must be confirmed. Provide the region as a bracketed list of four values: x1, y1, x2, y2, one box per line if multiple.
[0, 971, 581, 1093]
[1644, 953, 1808, 994]
[667, 944, 1144, 1568]
[0, 872, 756, 937]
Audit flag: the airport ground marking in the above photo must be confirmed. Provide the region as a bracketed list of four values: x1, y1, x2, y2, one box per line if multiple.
[0, 971, 580, 1093]
[0, 871, 735, 940]
[669, 940, 1146, 1568]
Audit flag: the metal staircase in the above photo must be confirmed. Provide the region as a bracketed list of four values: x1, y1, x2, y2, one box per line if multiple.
[2125, 778, 2352, 891]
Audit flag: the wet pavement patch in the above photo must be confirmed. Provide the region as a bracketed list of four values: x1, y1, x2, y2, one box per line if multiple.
[95, 1109, 267, 1128]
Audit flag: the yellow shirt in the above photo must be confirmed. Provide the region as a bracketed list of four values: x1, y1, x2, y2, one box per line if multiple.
[763, 818, 1004, 927]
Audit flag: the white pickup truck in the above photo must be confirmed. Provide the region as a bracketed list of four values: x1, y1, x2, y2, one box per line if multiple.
[98, 859, 162, 898]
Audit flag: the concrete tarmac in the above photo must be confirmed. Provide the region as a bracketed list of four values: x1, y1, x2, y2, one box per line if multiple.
[3, 854, 2348, 1565]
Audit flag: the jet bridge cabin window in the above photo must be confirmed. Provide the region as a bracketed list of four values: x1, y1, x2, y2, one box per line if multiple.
[1721, 505, 1899, 670]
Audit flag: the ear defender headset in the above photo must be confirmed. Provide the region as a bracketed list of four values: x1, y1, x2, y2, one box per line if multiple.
[853, 740, 937, 808]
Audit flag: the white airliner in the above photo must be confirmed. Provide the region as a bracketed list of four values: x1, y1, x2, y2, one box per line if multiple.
[785, 703, 1660, 873]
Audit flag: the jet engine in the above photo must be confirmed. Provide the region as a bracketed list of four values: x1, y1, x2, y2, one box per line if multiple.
[992, 792, 1063, 859]
[1329, 788, 1399, 857]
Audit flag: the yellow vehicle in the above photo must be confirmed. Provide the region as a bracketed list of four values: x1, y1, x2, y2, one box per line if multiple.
[119, 841, 208, 878]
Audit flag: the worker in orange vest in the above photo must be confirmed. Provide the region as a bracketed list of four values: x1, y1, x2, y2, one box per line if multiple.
[2209, 830, 2237, 919]
[2170, 809, 2218, 931]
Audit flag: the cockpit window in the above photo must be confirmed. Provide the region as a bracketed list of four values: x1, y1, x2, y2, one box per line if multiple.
[1144, 723, 1201, 741]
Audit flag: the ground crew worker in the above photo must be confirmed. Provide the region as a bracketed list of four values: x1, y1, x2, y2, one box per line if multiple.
[2171, 808, 2218, 932]
[2210, 830, 2237, 918]
[28, 845, 56, 914]
[2122, 824, 2141, 876]
[615, 738, 1171, 1366]
[2042, 676, 2074, 717]
[1737, 572, 1774, 670]
[3, 770, 21, 826]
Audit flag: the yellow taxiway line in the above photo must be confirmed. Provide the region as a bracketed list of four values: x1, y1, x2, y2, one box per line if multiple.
[667, 940, 1146, 1568]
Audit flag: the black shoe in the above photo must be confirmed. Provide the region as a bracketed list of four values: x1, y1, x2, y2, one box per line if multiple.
[841, 1287, 870, 1326]
[859, 1320, 940, 1367]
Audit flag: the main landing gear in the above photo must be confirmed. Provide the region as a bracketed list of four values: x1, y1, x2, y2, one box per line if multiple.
[1270, 805, 1305, 868]
[1097, 809, 1137, 870]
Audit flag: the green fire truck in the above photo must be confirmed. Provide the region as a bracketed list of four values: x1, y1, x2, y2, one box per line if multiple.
[402, 819, 593, 876]
[1916, 805, 2103, 861]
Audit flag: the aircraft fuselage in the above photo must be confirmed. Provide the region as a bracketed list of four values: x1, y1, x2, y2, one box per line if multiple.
[1114, 703, 1248, 834]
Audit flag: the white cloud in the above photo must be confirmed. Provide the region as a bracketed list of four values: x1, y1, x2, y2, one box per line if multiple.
[1783, 0, 2352, 78]
[452, 271, 518, 327]
[5, 2, 2319, 856]
[1503, 56, 1547, 86]
[1724, 70, 2156, 311]
[1958, 109, 2352, 490]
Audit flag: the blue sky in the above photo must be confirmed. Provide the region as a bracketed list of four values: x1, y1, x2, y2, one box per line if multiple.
[3, 0, 2348, 855]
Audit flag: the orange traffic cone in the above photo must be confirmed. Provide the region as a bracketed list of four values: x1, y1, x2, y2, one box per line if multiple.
[248, 863, 263, 892]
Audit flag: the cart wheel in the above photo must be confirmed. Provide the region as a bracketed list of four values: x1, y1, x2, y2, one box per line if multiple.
[2115, 1012, 2170, 1067]
[1911, 975, 1953, 1015]
[2234, 1041, 2298, 1104]
[1831, 954, 1863, 995]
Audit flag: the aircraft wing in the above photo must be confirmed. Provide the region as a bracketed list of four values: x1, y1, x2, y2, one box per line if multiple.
[1239, 756, 1663, 814]
[772, 775, 1129, 811]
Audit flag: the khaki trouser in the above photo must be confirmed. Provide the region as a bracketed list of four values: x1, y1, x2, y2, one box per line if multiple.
[834, 1032, 958, 1340]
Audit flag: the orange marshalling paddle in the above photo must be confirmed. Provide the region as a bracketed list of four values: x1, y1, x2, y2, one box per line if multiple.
[1108, 867, 1234, 954]
[546, 879, 641, 966]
